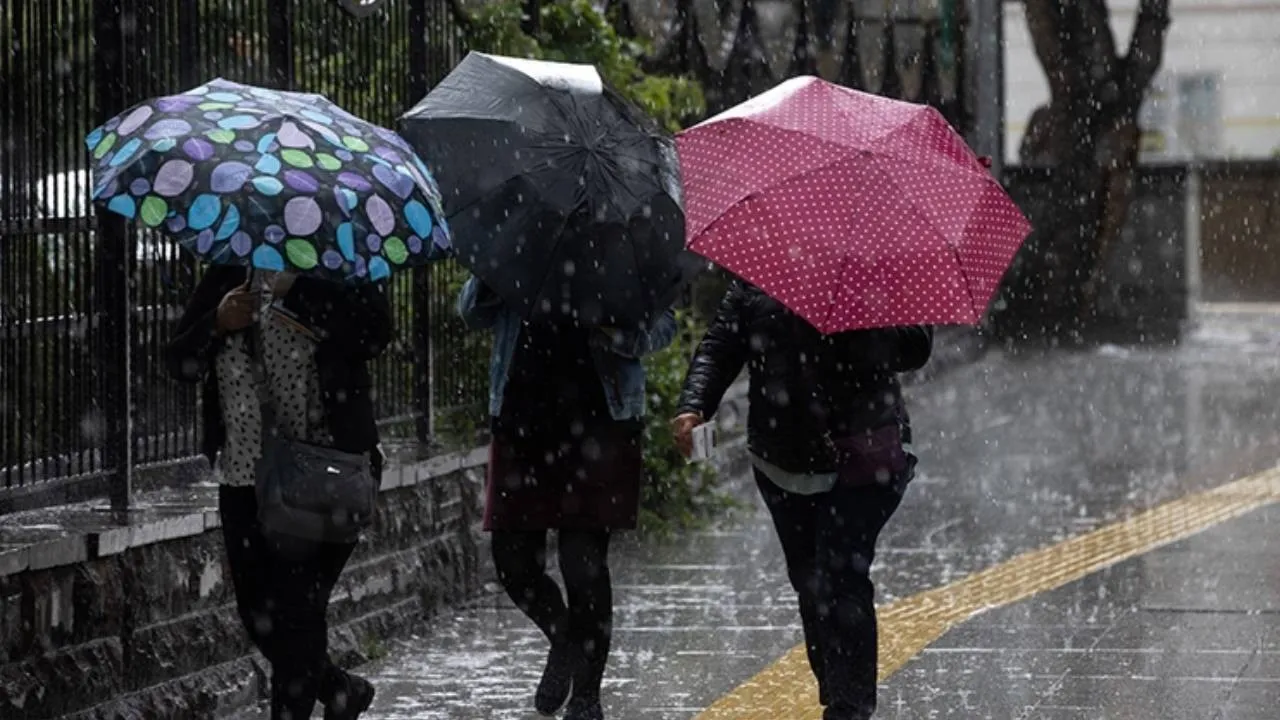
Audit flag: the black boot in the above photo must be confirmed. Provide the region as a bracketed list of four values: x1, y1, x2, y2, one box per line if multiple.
[564, 696, 604, 720]
[324, 672, 375, 720]
[534, 641, 576, 716]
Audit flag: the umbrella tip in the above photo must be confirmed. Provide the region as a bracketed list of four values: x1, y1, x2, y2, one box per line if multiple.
[978, 155, 993, 169]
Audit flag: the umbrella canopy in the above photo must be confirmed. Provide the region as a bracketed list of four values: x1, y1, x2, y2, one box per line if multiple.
[86, 78, 451, 282]
[399, 52, 686, 327]
[677, 75, 1031, 333]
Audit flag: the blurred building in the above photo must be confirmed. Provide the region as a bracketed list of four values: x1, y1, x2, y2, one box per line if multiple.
[1003, 0, 1280, 162]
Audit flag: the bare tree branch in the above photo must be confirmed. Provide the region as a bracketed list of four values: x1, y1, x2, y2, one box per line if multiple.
[1080, 0, 1117, 62]
[1023, 0, 1071, 101]
[1120, 0, 1171, 106]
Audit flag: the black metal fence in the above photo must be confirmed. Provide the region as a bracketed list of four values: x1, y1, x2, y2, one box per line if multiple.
[0, 0, 486, 513]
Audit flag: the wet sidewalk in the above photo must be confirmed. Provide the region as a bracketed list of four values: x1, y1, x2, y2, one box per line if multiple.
[887, 494, 1280, 719]
[238, 308, 1280, 719]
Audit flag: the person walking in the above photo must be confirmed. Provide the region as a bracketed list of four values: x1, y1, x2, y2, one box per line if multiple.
[165, 266, 391, 720]
[671, 280, 932, 720]
[457, 276, 676, 720]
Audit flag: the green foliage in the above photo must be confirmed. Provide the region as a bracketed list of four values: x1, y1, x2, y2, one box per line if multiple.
[462, 0, 706, 132]
[430, 261, 492, 447]
[638, 311, 739, 536]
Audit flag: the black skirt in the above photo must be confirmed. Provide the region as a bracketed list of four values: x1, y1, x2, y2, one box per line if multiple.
[484, 319, 644, 531]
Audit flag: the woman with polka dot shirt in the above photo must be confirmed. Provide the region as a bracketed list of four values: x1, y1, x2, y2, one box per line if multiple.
[164, 265, 392, 720]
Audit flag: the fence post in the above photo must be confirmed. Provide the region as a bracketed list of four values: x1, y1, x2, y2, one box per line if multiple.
[522, 0, 540, 35]
[267, 0, 296, 90]
[92, 0, 135, 512]
[408, 0, 435, 445]
[175, 0, 202, 88]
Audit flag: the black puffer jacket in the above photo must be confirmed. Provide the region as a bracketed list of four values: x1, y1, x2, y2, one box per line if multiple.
[676, 282, 933, 474]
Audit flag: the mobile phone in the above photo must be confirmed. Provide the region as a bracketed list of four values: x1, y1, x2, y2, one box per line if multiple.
[689, 422, 716, 462]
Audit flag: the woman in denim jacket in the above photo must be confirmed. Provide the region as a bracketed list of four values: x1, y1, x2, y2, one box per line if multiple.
[457, 276, 676, 720]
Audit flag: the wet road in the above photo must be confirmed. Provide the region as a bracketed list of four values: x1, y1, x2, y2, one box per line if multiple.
[240, 307, 1280, 719]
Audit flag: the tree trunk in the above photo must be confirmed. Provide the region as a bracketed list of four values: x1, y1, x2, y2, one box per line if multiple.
[995, 0, 1170, 343]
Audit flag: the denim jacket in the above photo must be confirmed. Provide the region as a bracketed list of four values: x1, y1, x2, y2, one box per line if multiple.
[457, 277, 677, 421]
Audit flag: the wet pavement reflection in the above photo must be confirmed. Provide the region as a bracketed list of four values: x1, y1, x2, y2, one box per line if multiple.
[893, 501, 1280, 719]
[237, 309, 1280, 719]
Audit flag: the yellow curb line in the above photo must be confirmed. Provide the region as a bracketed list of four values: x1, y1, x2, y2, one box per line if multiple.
[695, 467, 1280, 719]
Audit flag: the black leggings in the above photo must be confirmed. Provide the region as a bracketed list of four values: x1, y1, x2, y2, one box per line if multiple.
[755, 471, 904, 720]
[491, 530, 613, 700]
[219, 486, 357, 720]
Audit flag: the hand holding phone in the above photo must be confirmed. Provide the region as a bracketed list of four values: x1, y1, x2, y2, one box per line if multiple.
[689, 422, 716, 462]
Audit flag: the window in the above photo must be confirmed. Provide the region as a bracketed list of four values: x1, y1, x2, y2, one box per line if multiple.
[1140, 71, 1223, 160]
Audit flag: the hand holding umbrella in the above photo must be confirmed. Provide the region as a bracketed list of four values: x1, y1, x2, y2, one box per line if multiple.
[215, 282, 258, 336]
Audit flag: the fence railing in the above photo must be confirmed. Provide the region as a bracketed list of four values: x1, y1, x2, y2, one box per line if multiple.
[0, 0, 485, 514]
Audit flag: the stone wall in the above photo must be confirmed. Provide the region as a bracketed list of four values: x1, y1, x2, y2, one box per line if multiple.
[0, 448, 489, 720]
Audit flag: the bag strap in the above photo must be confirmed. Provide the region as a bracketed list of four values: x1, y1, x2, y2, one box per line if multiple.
[246, 272, 293, 443]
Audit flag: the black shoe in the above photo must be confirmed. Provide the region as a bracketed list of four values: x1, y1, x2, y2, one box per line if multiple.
[564, 697, 604, 720]
[534, 642, 576, 716]
[324, 674, 375, 720]
[822, 699, 874, 720]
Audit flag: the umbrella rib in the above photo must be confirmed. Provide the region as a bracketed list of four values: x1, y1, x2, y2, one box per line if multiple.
[810, 155, 979, 331]
[692, 145, 862, 244]
[865, 156, 982, 322]
[526, 204, 586, 319]
[623, 212, 649, 324]
[444, 145, 584, 220]
[693, 115, 991, 236]
[868, 108, 995, 180]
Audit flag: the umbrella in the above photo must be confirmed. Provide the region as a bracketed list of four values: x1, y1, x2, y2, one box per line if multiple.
[86, 78, 451, 283]
[398, 52, 687, 327]
[677, 75, 1031, 333]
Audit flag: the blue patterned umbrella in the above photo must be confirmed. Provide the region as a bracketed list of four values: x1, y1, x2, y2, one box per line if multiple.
[86, 78, 452, 282]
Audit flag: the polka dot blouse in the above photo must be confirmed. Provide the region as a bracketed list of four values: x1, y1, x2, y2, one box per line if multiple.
[213, 275, 330, 487]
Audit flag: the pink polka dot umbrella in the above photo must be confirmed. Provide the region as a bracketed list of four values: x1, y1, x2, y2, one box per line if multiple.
[677, 76, 1031, 333]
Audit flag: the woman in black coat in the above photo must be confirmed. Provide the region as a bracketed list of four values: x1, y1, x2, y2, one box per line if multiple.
[672, 281, 932, 720]
[165, 265, 391, 720]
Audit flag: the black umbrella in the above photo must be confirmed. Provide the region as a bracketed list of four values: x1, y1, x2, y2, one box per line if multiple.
[399, 52, 689, 327]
